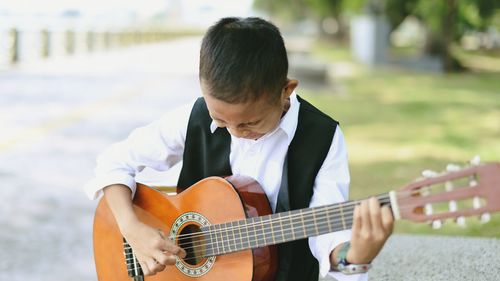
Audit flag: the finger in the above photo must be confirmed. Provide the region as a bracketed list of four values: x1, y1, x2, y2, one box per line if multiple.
[146, 258, 164, 275]
[162, 240, 187, 259]
[139, 260, 151, 276]
[154, 251, 177, 266]
[368, 197, 383, 232]
[153, 251, 169, 266]
[381, 205, 394, 234]
[352, 204, 362, 237]
[360, 199, 372, 233]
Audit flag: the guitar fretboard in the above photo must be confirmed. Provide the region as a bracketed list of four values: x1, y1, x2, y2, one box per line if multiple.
[202, 193, 391, 256]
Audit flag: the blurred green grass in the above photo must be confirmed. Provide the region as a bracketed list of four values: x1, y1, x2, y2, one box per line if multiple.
[303, 41, 500, 237]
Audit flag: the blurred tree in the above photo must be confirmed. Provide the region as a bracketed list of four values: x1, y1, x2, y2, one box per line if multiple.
[255, 0, 500, 71]
[304, 0, 346, 40]
[253, 0, 310, 21]
[254, 0, 348, 40]
[413, 0, 499, 70]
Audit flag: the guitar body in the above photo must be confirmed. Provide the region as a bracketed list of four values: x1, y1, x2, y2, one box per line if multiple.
[93, 176, 278, 281]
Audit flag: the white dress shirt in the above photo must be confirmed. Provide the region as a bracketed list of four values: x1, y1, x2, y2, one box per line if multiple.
[84, 92, 367, 281]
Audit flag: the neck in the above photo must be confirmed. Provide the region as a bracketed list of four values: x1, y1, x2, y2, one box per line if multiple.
[202, 193, 391, 256]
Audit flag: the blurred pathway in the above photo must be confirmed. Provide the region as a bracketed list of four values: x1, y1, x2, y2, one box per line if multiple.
[0, 37, 202, 281]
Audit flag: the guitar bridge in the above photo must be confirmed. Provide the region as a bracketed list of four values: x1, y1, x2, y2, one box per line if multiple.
[123, 238, 144, 280]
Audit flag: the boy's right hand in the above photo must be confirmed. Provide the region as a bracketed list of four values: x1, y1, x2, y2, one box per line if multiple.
[103, 184, 186, 275]
[121, 219, 187, 276]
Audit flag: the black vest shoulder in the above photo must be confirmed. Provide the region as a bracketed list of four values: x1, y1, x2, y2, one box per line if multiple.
[177, 96, 338, 281]
[177, 98, 232, 190]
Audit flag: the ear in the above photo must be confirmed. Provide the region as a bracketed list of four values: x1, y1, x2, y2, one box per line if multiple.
[282, 79, 298, 99]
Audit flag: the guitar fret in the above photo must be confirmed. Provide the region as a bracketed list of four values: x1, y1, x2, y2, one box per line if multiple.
[339, 203, 346, 230]
[206, 226, 214, 256]
[252, 217, 260, 248]
[230, 221, 237, 252]
[258, 217, 266, 247]
[210, 225, 217, 256]
[217, 224, 224, 255]
[316, 207, 330, 233]
[325, 205, 332, 232]
[288, 210, 296, 241]
[230, 221, 239, 253]
[244, 219, 251, 250]
[269, 216, 276, 245]
[299, 209, 306, 239]
[277, 212, 285, 244]
[311, 209, 319, 235]
[237, 220, 244, 252]
[224, 222, 232, 253]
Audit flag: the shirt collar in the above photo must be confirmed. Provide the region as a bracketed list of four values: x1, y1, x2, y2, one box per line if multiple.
[209, 92, 301, 142]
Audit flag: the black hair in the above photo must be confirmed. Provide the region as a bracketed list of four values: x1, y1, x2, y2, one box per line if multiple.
[199, 17, 288, 104]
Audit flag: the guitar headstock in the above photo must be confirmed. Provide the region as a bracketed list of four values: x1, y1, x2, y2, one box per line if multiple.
[393, 157, 500, 228]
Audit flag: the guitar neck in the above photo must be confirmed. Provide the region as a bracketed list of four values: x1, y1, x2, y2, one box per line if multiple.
[202, 193, 391, 256]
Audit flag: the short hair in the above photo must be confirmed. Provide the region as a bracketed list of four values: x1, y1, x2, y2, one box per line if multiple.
[199, 17, 288, 104]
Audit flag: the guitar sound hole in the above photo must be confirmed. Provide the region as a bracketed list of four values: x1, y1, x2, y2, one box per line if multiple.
[178, 224, 206, 265]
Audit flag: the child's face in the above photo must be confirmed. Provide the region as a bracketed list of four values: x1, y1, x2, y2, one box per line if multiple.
[202, 80, 297, 140]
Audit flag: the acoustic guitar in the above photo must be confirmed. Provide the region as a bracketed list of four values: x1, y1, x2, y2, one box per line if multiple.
[93, 160, 500, 281]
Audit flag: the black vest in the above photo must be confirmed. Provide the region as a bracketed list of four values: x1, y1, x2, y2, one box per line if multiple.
[178, 96, 338, 281]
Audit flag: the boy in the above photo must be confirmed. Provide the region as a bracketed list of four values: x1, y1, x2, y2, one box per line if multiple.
[85, 17, 393, 281]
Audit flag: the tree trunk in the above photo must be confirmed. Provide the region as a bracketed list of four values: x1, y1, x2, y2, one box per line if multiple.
[442, 0, 456, 71]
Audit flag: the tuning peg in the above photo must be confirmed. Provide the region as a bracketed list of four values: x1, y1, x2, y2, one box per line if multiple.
[456, 216, 466, 227]
[480, 213, 491, 224]
[448, 200, 457, 212]
[473, 197, 482, 209]
[422, 170, 438, 178]
[469, 179, 478, 187]
[446, 164, 460, 172]
[470, 155, 481, 166]
[431, 220, 442, 229]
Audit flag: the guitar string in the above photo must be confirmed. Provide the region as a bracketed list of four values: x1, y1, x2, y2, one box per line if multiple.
[152, 171, 477, 243]
[171, 193, 393, 242]
[173, 183, 464, 243]
[125, 215, 361, 266]
[124, 196, 393, 260]
[126, 180, 479, 266]
[172, 194, 395, 243]
[124, 197, 392, 266]
[175, 191, 467, 256]
[129, 189, 456, 261]
[174, 197, 392, 254]
[126, 185, 471, 266]
[126, 216, 370, 265]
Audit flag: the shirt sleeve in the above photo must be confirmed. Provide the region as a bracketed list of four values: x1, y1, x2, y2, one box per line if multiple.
[83, 100, 196, 200]
[308, 127, 368, 281]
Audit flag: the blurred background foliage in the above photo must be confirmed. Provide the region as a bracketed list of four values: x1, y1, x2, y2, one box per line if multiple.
[255, 0, 500, 237]
[255, 0, 500, 71]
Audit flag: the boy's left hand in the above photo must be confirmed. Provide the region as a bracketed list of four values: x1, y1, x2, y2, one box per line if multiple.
[347, 197, 394, 264]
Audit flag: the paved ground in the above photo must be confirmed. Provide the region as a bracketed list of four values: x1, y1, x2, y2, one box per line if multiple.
[320, 234, 500, 281]
[1, 37, 498, 281]
[0, 37, 202, 281]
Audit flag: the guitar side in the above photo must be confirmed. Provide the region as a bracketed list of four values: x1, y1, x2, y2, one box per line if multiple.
[93, 176, 277, 281]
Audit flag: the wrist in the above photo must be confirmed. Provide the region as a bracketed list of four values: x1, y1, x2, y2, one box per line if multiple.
[331, 242, 372, 275]
[103, 184, 139, 234]
[118, 216, 141, 236]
